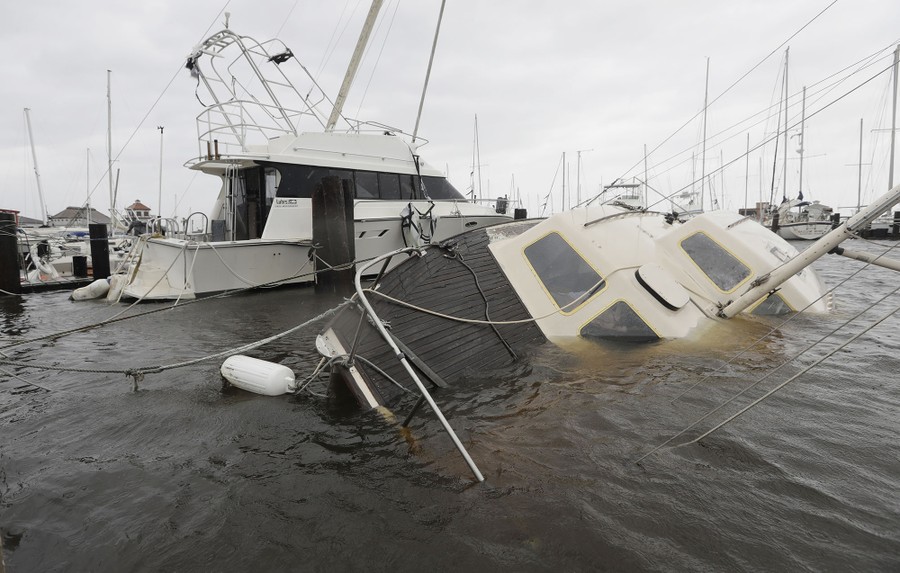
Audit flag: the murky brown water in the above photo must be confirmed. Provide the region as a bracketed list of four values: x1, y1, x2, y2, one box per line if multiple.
[1, 239, 899, 571]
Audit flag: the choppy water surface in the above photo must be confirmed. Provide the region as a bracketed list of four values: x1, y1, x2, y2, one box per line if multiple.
[1, 239, 899, 571]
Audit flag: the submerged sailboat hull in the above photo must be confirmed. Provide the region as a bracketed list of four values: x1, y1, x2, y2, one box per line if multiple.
[317, 205, 836, 409]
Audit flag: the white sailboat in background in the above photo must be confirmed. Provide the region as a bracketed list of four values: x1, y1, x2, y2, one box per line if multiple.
[763, 51, 835, 240]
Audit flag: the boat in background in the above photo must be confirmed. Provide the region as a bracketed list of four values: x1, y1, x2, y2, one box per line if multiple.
[116, 11, 512, 301]
[766, 197, 836, 240]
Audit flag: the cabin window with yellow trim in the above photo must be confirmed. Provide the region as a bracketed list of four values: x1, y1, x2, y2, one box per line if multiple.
[680, 232, 751, 292]
[524, 232, 604, 310]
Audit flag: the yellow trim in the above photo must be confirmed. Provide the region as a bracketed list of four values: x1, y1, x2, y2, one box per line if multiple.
[578, 298, 662, 339]
[521, 230, 606, 315]
[678, 231, 753, 294]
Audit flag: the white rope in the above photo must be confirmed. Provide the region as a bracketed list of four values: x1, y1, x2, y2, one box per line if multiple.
[363, 274, 606, 326]
[0, 304, 343, 380]
[103, 240, 190, 322]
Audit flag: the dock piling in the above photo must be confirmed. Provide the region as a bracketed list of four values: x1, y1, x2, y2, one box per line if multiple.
[312, 176, 355, 296]
[88, 223, 110, 279]
[0, 212, 21, 295]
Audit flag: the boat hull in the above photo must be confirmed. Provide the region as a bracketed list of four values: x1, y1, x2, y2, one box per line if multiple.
[121, 238, 315, 300]
[775, 221, 833, 240]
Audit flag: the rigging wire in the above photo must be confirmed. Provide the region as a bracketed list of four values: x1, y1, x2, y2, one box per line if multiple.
[635, 239, 900, 464]
[645, 60, 896, 211]
[686, 297, 900, 445]
[637, 45, 897, 200]
[617, 0, 840, 186]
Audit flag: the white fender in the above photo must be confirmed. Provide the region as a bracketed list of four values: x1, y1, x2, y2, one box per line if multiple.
[221, 355, 296, 396]
[71, 278, 111, 301]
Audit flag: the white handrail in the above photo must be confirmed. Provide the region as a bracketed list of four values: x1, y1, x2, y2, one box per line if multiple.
[351, 247, 485, 482]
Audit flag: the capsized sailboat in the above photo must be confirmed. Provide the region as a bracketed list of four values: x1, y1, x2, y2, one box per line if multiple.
[316, 183, 900, 410]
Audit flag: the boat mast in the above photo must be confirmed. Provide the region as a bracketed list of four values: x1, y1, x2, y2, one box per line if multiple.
[412, 0, 447, 142]
[744, 133, 750, 213]
[157, 126, 164, 221]
[107, 69, 117, 229]
[325, 0, 384, 132]
[782, 48, 789, 201]
[23, 108, 49, 225]
[858, 118, 864, 212]
[86, 148, 91, 225]
[561, 151, 566, 211]
[643, 144, 649, 206]
[798, 85, 806, 197]
[700, 57, 710, 211]
[889, 44, 898, 189]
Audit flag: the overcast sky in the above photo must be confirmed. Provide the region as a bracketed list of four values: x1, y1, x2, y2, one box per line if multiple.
[2, 0, 899, 222]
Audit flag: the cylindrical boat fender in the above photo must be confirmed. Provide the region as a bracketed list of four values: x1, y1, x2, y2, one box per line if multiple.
[106, 274, 126, 302]
[70, 278, 111, 301]
[220, 355, 296, 396]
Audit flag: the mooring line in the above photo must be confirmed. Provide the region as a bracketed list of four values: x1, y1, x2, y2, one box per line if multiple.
[670, 238, 900, 404]
[634, 281, 900, 464]
[686, 301, 900, 444]
[0, 305, 343, 389]
[0, 251, 362, 353]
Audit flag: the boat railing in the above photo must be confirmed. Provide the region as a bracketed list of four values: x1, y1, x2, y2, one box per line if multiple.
[195, 100, 315, 157]
[148, 217, 180, 238]
[182, 212, 210, 242]
[341, 247, 485, 482]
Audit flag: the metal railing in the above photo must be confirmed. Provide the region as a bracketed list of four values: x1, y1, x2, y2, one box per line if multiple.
[345, 247, 484, 482]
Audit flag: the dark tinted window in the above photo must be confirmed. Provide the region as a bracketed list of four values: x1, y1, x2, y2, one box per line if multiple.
[524, 232, 604, 310]
[378, 173, 401, 200]
[581, 301, 658, 342]
[355, 171, 378, 199]
[422, 175, 466, 200]
[400, 174, 417, 200]
[681, 232, 751, 291]
[270, 164, 353, 199]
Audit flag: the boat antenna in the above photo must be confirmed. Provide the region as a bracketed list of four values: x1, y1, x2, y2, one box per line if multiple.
[412, 0, 447, 143]
[325, 0, 384, 131]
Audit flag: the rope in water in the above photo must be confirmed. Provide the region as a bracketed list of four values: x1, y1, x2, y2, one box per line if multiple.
[0, 305, 343, 389]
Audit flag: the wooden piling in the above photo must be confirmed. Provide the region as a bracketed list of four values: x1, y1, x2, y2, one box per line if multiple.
[0, 212, 21, 295]
[771, 213, 780, 233]
[312, 176, 356, 296]
[88, 223, 111, 279]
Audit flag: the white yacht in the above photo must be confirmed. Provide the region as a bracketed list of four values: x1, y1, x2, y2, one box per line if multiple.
[118, 20, 512, 300]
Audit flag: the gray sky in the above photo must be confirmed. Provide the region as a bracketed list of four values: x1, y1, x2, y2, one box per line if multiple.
[2, 0, 899, 222]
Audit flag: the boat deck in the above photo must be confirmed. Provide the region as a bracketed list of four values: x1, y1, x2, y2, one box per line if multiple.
[326, 224, 546, 407]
